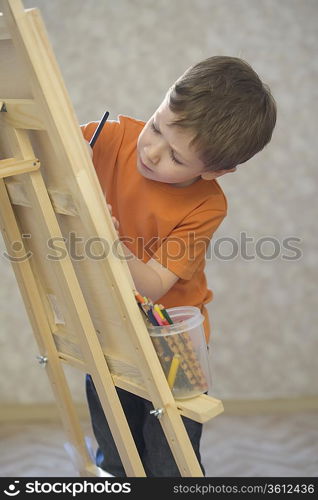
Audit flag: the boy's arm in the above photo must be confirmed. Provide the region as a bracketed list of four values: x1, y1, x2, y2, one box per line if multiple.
[114, 206, 227, 302]
[120, 244, 179, 302]
[83, 129, 172, 298]
[107, 204, 178, 301]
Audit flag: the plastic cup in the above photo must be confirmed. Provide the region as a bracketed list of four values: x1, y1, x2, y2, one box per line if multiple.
[148, 306, 211, 400]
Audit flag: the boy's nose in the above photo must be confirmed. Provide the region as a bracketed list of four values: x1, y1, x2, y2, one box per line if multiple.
[145, 143, 162, 165]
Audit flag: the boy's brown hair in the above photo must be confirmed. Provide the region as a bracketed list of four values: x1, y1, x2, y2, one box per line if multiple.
[167, 56, 277, 171]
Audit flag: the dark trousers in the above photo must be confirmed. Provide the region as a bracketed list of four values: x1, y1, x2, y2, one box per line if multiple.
[85, 374, 205, 477]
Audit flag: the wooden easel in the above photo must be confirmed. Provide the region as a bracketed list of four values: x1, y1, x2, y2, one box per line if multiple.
[0, 0, 223, 477]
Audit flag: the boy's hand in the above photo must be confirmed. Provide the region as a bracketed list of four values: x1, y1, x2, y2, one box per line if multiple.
[107, 204, 120, 233]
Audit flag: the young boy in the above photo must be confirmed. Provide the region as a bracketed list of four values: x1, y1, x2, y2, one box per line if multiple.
[82, 56, 276, 477]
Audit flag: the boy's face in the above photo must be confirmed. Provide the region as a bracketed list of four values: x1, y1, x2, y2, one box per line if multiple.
[136, 98, 236, 187]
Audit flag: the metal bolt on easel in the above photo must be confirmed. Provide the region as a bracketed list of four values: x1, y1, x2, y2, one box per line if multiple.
[149, 408, 164, 419]
[36, 355, 48, 367]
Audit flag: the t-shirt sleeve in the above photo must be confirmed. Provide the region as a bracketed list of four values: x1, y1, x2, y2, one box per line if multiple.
[81, 120, 120, 146]
[152, 208, 226, 280]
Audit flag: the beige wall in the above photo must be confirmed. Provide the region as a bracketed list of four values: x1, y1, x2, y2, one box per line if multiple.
[0, 0, 317, 404]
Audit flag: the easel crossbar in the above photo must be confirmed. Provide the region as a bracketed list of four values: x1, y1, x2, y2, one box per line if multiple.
[0, 157, 40, 178]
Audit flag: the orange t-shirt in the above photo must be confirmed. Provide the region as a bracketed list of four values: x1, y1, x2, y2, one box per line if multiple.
[81, 116, 227, 341]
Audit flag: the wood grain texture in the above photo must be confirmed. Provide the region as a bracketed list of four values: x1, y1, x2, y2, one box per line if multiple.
[0, 0, 223, 477]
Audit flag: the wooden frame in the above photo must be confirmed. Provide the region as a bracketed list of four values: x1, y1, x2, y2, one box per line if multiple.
[0, 0, 223, 477]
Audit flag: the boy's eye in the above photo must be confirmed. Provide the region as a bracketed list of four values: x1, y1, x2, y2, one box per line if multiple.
[169, 150, 182, 165]
[151, 120, 182, 165]
[151, 121, 160, 133]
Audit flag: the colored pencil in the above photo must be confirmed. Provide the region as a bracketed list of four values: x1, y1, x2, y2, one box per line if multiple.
[89, 110, 109, 147]
[147, 308, 160, 326]
[135, 292, 146, 304]
[154, 304, 164, 319]
[167, 354, 181, 389]
[153, 310, 165, 326]
[159, 304, 173, 324]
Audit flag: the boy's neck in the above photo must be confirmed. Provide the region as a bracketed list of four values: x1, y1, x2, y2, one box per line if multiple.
[169, 175, 202, 188]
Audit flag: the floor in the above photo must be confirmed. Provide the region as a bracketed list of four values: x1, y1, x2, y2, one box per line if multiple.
[1, 411, 317, 477]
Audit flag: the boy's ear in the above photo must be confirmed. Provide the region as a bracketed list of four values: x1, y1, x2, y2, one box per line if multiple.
[201, 167, 237, 180]
[200, 170, 218, 180]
